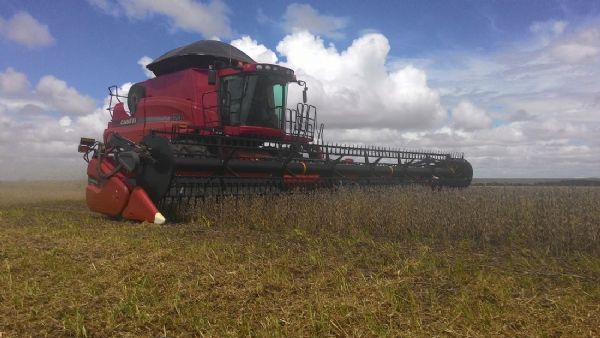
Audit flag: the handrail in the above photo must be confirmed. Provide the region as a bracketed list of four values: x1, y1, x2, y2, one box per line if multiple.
[201, 90, 219, 128]
[106, 85, 129, 118]
[284, 102, 317, 141]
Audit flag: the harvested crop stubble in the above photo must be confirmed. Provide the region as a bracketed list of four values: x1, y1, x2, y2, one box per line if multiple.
[0, 184, 599, 337]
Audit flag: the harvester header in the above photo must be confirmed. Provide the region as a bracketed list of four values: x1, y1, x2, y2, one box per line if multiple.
[79, 40, 473, 223]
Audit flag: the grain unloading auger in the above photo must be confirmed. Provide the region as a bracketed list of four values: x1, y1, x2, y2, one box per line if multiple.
[79, 40, 473, 224]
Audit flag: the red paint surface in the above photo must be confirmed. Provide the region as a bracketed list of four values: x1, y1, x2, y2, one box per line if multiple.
[121, 187, 160, 223]
[86, 177, 130, 217]
[104, 67, 289, 144]
[86, 158, 131, 217]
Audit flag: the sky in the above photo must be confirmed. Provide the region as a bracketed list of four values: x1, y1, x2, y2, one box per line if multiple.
[0, 0, 599, 180]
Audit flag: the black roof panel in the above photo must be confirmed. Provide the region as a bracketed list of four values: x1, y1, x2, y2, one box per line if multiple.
[147, 40, 256, 76]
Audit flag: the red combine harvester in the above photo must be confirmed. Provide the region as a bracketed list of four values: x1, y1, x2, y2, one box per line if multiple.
[79, 40, 473, 224]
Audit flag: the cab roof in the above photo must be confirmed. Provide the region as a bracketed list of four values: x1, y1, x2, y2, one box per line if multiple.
[146, 40, 256, 76]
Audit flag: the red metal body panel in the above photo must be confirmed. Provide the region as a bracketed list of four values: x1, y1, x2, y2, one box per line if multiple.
[223, 126, 284, 138]
[86, 158, 130, 216]
[104, 67, 288, 144]
[121, 187, 161, 223]
[86, 158, 162, 222]
[86, 177, 130, 217]
[112, 102, 128, 120]
[105, 69, 220, 144]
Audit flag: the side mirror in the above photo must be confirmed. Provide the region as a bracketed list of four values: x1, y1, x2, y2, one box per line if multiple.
[297, 80, 308, 104]
[208, 66, 216, 85]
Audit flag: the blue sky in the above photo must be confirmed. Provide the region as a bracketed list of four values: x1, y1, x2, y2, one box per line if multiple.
[3, 0, 597, 97]
[1, 0, 599, 179]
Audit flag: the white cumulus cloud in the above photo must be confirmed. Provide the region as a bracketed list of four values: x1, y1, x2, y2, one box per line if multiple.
[88, 0, 232, 38]
[0, 68, 97, 117]
[452, 100, 493, 131]
[283, 3, 349, 39]
[423, 19, 600, 177]
[0, 11, 55, 48]
[231, 27, 599, 177]
[137, 56, 155, 78]
[0, 67, 30, 96]
[35, 76, 97, 116]
[274, 31, 446, 130]
[0, 71, 125, 180]
[230, 36, 278, 64]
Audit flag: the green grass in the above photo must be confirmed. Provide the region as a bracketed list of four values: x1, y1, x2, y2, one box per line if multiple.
[1, 184, 599, 336]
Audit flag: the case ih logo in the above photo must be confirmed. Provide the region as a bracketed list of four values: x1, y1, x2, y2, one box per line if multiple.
[119, 117, 137, 125]
[115, 115, 182, 127]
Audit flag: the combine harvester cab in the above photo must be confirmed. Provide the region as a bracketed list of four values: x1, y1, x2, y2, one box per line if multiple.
[79, 40, 473, 223]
